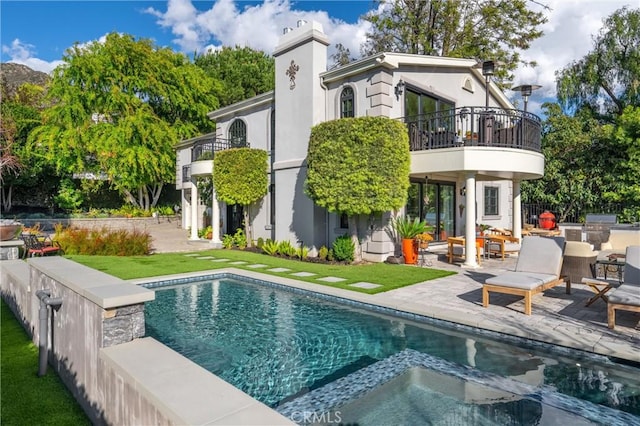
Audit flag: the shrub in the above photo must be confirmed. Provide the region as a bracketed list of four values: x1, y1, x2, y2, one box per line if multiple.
[318, 245, 329, 260]
[198, 226, 213, 239]
[222, 234, 234, 249]
[277, 240, 296, 257]
[327, 248, 335, 262]
[54, 225, 152, 256]
[233, 228, 247, 249]
[391, 216, 427, 240]
[296, 246, 309, 259]
[256, 237, 265, 249]
[262, 239, 278, 255]
[332, 235, 355, 262]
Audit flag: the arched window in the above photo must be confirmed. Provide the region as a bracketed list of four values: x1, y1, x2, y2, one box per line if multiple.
[340, 86, 354, 118]
[229, 119, 247, 147]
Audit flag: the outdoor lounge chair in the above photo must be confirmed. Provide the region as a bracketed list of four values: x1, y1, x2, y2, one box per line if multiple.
[607, 245, 640, 329]
[482, 236, 566, 315]
[20, 233, 63, 258]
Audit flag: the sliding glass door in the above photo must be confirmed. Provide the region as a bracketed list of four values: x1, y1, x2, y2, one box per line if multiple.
[407, 181, 455, 241]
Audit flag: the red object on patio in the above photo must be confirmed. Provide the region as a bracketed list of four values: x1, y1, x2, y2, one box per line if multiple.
[538, 210, 556, 230]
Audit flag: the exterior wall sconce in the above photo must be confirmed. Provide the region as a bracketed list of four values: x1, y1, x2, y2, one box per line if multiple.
[511, 84, 542, 112]
[395, 79, 405, 98]
[460, 186, 466, 196]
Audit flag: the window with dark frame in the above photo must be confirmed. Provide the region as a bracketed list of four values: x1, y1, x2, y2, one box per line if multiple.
[229, 119, 247, 147]
[484, 186, 499, 216]
[340, 87, 354, 118]
[340, 213, 349, 229]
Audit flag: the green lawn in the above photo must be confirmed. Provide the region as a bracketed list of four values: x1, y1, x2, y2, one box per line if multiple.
[69, 249, 456, 294]
[0, 300, 90, 426]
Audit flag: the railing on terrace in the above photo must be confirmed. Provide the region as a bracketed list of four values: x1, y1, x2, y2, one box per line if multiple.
[191, 136, 249, 162]
[182, 165, 191, 183]
[523, 203, 628, 224]
[404, 107, 541, 153]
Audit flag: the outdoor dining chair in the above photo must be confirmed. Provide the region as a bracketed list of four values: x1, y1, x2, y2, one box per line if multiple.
[20, 233, 63, 258]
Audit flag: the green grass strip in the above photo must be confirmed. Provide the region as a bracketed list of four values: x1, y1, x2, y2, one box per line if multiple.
[0, 300, 90, 425]
[68, 249, 456, 294]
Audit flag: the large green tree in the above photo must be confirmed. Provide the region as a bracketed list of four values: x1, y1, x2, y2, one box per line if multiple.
[195, 46, 274, 108]
[361, 0, 547, 83]
[29, 33, 217, 210]
[306, 117, 410, 261]
[521, 103, 610, 222]
[213, 148, 269, 247]
[556, 7, 640, 117]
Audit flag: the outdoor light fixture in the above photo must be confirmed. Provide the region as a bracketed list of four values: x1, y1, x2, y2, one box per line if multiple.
[460, 186, 466, 196]
[481, 60, 495, 108]
[511, 84, 542, 112]
[395, 79, 405, 98]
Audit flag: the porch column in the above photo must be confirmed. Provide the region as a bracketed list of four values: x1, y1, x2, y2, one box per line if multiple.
[464, 172, 479, 268]
[183, 189, 192, 231]
[513, 180, 522, 241]
[190, 179, 199, 240]
[210, 187, 222, 247]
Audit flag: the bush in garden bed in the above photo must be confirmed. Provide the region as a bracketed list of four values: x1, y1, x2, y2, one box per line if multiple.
[54, 225, 152, 256]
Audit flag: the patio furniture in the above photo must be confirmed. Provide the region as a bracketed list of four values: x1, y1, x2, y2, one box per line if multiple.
[597, 228, 639, 261]
[487, 235, 521, 260]
[447, 236, 483, 265]
[560, 241, 598, 294]
[606, 245, 640, 329]
[482, 236, 566, 315]
[20, 233, 63, 258]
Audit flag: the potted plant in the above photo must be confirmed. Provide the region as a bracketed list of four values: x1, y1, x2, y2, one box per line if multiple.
[415, 232, 434, 249]
[391, 216, 427, 264]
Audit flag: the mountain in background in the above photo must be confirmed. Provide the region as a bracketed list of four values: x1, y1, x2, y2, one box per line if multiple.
[0, 63, 50, 100]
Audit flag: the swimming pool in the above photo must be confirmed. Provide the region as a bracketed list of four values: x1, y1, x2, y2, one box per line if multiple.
[143, 274, 640, 424]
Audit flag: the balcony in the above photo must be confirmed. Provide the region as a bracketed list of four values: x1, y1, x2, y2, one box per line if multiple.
[191, 136, 249, 162]
[405, 107, 544, 181]
[405, 107, 541, 153]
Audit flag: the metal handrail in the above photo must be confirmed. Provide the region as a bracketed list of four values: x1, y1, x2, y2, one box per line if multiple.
[403, 106, 541, 153]
[191, 136, 249, 162]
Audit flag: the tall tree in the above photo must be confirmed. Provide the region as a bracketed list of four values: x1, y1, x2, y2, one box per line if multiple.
[306, 117, 410, 262]
[361, 0, 547, 83]
[521, 103, 612, 222]
[213, 148, 269, 247]
[195, 46, 274, 108]
[556, 7, 640, 117]
[29, 33, 217, 210]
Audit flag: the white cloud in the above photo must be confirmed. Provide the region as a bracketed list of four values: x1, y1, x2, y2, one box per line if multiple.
[511, 0, 634, 111]
[1, 39, 63, 74]
[145, 0, 368, 59]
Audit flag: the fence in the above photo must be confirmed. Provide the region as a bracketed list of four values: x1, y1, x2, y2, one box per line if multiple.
[522, 203, 628, 224]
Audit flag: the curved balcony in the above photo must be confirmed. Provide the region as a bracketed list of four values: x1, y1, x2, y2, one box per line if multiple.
[191, 136, 249, 162]
[405, 107, 544, 181]
[405, 107, 541, 152]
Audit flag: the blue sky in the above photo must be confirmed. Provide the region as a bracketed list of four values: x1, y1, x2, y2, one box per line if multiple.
[1, 0, 635, 113]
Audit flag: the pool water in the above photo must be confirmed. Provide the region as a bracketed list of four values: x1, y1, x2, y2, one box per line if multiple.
[144, 276, 640, 423]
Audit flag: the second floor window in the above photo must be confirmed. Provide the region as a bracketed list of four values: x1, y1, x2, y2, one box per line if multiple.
[229, 119, 247, 147]
[340, 87, 354, 118]
[484, 186, 499, 216]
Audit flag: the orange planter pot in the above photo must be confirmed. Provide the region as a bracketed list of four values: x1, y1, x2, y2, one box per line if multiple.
[402, 238, 418, 264]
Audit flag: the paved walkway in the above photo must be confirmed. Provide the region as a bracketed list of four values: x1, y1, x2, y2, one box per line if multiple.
[143, 222, 639, 362]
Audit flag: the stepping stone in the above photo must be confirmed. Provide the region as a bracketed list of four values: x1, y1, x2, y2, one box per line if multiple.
[210, 258, 229, 262]
[229, 261, 248, 265]
[184, 253, 200, 257]
[246, 264, 268, 269]
[349, 282, 382, 289]
[267, 267, 291, 273]
[291, 272, 317, 277]
[317, 276, 347, 283]
[196, 256, 215, 260]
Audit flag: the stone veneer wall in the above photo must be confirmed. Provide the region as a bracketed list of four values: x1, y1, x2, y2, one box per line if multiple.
[0, 257, 155, 424]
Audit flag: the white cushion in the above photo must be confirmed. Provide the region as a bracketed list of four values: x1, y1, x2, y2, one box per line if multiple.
[485, 271, 559, 290]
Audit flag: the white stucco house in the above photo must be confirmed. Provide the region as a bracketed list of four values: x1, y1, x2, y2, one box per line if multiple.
[175, 20, 544, 267]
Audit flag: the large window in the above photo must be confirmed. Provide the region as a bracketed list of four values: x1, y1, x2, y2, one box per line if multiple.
[405, 89, 454, 131]
[406, 181, 455, 241]
[484, 186, 499, 216]
[340, 87, 354, 118]
[229, 119, 247, 147]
